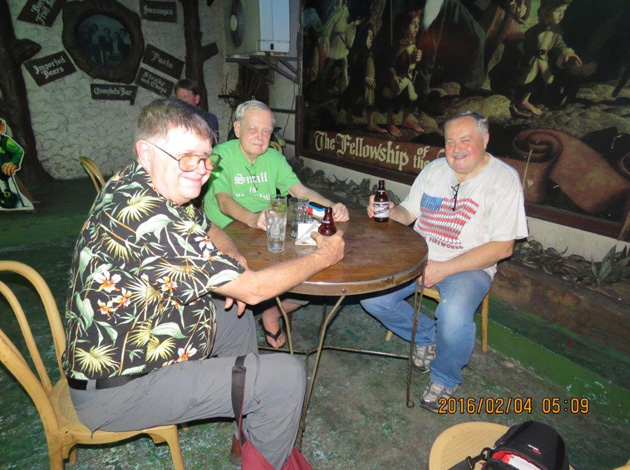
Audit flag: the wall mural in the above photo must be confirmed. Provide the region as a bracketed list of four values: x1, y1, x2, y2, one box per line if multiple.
[299, 0, 630, 240]
[0, 119, 34, 212]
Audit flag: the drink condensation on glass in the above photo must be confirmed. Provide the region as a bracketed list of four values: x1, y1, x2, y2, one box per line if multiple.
[266, 196, 287, 252]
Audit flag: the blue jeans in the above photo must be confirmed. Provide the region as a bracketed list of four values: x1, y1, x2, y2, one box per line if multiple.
[360, 270, 492, 389]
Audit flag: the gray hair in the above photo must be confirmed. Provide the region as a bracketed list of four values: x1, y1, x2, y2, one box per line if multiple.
[444, 110, 489, 136]
[134, 98, 213, 144]
[234, 100, 275, 126]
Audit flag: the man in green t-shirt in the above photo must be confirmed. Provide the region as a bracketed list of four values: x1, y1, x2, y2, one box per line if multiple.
[204, 100, 350, 348]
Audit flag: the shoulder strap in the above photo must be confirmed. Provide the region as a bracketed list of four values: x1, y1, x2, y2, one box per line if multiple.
[231, 355, 248, 444]
[448, 448, 492, 470]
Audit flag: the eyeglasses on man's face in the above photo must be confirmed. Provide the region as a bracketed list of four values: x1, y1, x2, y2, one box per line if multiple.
[146, 141, 221, 172]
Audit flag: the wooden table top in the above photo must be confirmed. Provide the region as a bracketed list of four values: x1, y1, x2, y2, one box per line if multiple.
[224, 208, 428, 296]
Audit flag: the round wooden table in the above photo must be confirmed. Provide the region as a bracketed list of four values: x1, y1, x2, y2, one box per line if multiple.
[225, 208, 428, 446]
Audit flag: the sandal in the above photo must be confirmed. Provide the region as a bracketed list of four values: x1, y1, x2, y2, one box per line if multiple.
[259, 319, 286, 349]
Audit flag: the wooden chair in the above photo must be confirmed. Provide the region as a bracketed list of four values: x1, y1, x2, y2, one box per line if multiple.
[79, 156, 105, 192]
[429, 421, 508, 470]
[429, 421, 576, 470]
[385, 287, 490, 353]
[0, 260, 185, 470]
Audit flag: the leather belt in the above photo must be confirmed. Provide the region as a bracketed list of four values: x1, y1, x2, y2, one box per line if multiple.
[67, 373, 148, 390]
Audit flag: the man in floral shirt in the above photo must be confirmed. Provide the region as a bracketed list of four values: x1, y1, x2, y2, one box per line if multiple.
[63, 98, 345, 469]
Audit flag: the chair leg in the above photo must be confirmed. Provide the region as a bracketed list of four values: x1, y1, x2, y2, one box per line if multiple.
[385, 330, 393, 342]
[481, 293, 489, 353]
[165, 429, 186, 470]
[48, 447, 65, 470]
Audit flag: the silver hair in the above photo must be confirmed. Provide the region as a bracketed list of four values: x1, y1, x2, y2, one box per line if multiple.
[444, 110, 489, 136]
[234, 100, 275, 126]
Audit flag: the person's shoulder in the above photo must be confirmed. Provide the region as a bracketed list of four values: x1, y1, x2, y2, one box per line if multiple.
[486, 155, 522, 184]
[422, 157, 449, 175]
[214, 139, 238, 155]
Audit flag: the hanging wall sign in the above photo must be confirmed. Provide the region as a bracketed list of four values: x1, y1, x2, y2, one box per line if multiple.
[135, 67, 175, 97]
[140, 0, 177, 23]
[24, 51, 76, 86]
[142, 45, 184, 80]
[90, 84, 138, 103]
[17, 0, 65, 27]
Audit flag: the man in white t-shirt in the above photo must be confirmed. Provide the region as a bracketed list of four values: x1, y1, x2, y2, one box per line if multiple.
[361, 111, 528, 411]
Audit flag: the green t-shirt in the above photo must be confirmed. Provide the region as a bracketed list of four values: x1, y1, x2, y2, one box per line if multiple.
[203, 140, 301, 228]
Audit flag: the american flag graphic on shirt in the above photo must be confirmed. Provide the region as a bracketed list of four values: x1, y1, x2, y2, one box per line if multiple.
[415, 193, 479, 250]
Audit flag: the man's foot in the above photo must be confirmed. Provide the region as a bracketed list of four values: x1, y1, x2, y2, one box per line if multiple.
[411, 344, 436, 373]
[366, 123, 387, 134]
[400, 117, 424, 133]
[420, 382, 457, 413]
[388, 124, 402, 138]
[517, 101, 542, 116]
[260, 318, 286, 349]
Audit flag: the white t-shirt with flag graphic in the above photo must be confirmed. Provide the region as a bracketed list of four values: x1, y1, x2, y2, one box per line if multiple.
[400, 155, 528, 279]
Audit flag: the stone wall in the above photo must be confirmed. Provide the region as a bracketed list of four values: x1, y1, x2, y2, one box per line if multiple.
[8, 0, 237, 180]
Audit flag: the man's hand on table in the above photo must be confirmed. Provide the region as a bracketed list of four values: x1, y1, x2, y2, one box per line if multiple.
[311, 230, 345, 267]
[248, 211, 267, 231]
[332, 202, 349, 222]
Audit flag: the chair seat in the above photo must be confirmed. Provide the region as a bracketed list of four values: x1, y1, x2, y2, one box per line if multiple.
[429, 422, 509, 470]
[50, 379, 178, 445]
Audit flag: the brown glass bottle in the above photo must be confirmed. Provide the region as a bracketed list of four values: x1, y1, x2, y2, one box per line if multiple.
[374, 179, 390, 222]
[318, 207, 337, 236]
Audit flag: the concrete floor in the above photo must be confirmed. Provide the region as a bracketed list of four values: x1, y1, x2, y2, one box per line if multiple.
[1, 179, 629, 469]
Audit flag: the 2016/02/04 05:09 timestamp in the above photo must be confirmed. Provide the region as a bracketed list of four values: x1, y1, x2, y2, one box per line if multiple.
[436, 397, 590, 414]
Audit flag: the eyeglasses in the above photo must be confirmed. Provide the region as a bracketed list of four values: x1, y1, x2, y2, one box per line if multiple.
[147, 141, 221, 172]
[451, 183, 460, 211]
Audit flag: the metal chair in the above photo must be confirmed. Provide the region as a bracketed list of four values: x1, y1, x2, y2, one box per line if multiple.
[79, 156, 105, 192]
[385, 287, 490, 352]
[0, 260, 185, 470]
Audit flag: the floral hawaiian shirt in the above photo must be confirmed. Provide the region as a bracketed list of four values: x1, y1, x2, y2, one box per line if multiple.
[63, 162, 244, 381]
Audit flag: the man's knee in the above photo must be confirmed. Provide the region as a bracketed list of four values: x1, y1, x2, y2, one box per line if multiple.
[259, 353, 306, 395]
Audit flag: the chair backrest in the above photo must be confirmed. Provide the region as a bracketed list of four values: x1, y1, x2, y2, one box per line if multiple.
[79, 156, 106, 193]
[0, 260, 66, 434]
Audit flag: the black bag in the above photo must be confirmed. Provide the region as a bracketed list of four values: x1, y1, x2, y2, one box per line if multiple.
[449, 421, 569, 470]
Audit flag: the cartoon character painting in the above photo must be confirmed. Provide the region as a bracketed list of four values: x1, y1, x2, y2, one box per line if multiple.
[0, 118, 34, 211]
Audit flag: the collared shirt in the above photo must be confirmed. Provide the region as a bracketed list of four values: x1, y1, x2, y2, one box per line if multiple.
[63, 162, 244, 381]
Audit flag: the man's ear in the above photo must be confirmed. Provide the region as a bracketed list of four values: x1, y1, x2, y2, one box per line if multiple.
[483, 132, 490, 149]
[135, 140, 152, 168]
[194, 94, 201, 106]
[233, 120, 241, 138]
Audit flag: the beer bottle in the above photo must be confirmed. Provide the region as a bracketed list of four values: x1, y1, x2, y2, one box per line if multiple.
[318, 207, 337, 236]
[374, 179, 390, 222]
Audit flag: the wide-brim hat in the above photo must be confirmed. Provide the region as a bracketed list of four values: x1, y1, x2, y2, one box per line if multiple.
[428, 422, 577, 470]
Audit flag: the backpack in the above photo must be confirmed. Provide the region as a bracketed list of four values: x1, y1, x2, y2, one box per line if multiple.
[449, 421, 570, 470]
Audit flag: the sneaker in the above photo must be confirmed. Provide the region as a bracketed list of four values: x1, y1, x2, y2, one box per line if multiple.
[411, 344, 436, 373]
[420, 382, 456, 413]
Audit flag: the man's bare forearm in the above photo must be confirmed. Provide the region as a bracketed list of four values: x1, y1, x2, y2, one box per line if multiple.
[217, 192, 259, 227]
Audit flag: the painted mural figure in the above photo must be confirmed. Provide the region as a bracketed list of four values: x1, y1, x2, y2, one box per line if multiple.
[337, 25, 386, 133]
[0, 119, 33, 211]
[319, 0, 362, 95]
[415, 0, 487, 99]
[512, 0, 582, 115]
[379, 9, 425, 137]
[478, 0, 531, 85]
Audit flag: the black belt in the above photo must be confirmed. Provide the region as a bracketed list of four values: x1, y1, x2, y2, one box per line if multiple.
[67, 373, 148, 390]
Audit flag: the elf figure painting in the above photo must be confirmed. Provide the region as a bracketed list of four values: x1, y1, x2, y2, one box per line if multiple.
[0, 118, 34, 212]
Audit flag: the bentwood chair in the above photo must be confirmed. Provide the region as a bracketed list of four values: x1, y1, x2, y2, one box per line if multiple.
[429, 421, 576, 470]
[79, 156, 105, 192]
[0, 260, 185, 470]
[385, 287, 490, 353]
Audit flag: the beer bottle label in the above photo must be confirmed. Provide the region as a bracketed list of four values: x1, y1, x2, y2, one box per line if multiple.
[374, 201, 390, 219]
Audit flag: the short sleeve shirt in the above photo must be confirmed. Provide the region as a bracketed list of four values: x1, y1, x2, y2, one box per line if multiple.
[203, 140, 300, 228]
[63, 162, 244, 380]
[400, 155, 528, 278]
